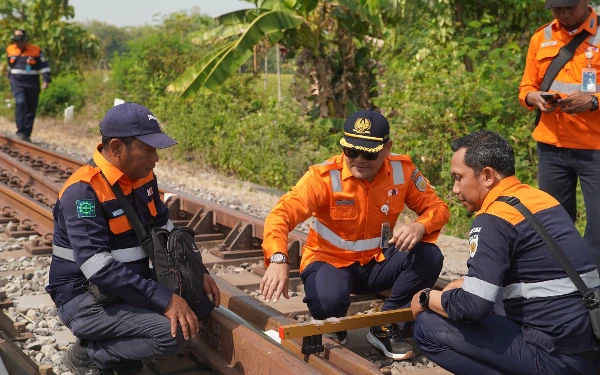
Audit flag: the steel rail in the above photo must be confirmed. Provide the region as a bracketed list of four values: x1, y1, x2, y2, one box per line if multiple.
[0, 183, 53, 237]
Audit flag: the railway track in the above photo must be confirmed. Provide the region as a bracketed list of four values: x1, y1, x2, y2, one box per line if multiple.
[0, 135, 451, 375]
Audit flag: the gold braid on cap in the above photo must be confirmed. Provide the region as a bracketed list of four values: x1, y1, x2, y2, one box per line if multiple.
[340, 138, 384, 152]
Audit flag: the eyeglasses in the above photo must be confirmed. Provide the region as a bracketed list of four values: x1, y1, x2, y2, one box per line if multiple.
[342, 147, 380, 161]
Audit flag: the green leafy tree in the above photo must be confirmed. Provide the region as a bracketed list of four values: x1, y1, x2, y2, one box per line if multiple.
[0, 0, 100, 73]
[169, 0, 385, 118]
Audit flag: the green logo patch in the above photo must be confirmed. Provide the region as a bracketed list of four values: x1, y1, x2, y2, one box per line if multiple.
[76, 200, 96, 218]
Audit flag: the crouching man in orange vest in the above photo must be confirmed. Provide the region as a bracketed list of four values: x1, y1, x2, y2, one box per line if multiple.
[260, 110, 449, 360]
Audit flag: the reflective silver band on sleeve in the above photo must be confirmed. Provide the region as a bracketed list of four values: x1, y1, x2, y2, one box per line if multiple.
[312, 220, 381, 251]
[330, 170, 342, 192]
[52, 244, 146, 263]
[391, 161, 404, 185]
[39, 67, 51, 74]
[161, 219, 174, 232]
[52, 244, 75, 261]
[589, 34, 600, 46]
[462, 276, 501, 302]
[80, 252, 113, 279]
[503, 269, 600, 300]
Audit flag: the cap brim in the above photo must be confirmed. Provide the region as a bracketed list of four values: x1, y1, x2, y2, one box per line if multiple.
[340, 137, 385, 152]
[545, 0, 578, 9]
[136, 133, 177, 149]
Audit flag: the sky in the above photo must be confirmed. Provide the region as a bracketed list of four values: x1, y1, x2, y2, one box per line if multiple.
[71, 0, 252, 27]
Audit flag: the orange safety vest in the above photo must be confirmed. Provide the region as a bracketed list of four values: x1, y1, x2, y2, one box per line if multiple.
[519, 9, 600, 150]
[263, 153, 450, 272]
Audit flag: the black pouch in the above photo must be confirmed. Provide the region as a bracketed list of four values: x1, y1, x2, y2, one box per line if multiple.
[585, 288, 600, 341]
[87, 282, 123, 304]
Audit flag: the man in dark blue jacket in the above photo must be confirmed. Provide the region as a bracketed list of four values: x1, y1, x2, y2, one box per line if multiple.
[411, 130, 600, 375]
[5, 29, 51, 142]
[47, 103, 220, 375]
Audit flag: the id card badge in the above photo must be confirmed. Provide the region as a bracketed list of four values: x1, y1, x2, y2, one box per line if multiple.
[380, 221, 391, 249]
[582, 67, 597, 93]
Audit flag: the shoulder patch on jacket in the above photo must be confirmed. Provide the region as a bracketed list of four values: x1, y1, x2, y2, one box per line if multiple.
[535, 21, 552, 34]
[469, 226, 481, 257]
[76, 199, 96, 218]
[410, 167, 428, 192]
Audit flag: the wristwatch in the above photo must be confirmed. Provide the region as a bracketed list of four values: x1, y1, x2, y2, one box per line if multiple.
[591, 95, 599, 112]
[419, 288, 432, 310]
[270, 252, 289, 264]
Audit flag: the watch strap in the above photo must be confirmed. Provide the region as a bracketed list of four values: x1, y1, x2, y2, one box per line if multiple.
[591, 95, 599, 112]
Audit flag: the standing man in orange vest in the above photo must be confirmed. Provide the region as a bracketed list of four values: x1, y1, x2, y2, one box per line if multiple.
[260, 110, 449, 360]
[6, 29, 51, 142]
[519, 0, 600, 267]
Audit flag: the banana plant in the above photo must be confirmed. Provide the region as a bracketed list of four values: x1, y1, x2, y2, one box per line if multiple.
[170, 0, 385, 118]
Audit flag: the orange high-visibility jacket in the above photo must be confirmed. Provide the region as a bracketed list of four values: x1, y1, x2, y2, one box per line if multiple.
[519, 9, 599, 150]
[262, 154, 450, 272]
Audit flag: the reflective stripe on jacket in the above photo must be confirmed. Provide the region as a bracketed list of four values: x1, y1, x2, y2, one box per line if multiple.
[262, 153, 450, 271]
[518, 9, 600, 149]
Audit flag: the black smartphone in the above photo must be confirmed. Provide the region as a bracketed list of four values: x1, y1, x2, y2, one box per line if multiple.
[541, 93, 561, 104]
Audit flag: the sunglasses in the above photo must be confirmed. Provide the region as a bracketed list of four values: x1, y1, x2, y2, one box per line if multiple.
[342, 147, 380, 161]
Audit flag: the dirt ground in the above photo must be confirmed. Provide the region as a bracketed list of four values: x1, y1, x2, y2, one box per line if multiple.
[0, 116, 469, 280]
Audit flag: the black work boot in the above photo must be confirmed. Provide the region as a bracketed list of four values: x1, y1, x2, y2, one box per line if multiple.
[63, 339, 114, 375]
[367, 325, 414, 360]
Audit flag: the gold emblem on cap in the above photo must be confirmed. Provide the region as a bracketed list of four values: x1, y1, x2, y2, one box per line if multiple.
[353, 118, 371, 134]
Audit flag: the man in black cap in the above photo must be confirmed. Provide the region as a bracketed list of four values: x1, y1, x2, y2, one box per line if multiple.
[260, 110, 448, 359]
[5, 29, 51, 142]
[47, 103, 220, 374]
[519, 0, 600, 269]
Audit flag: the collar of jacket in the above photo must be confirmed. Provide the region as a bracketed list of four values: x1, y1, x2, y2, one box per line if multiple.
[476, 175, 521, 216]
[92, 145, 132, 187]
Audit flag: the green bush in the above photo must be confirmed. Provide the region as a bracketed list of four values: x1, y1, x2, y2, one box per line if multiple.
[161, 74, 332, 189]
[38, 74, 85, 118]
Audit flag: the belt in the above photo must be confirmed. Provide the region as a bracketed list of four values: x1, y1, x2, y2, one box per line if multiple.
[577, 348, 600, 362]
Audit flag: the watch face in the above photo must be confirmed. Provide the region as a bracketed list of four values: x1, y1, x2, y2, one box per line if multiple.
[271, 254, 283, 262]
[419, 289, 429, 307]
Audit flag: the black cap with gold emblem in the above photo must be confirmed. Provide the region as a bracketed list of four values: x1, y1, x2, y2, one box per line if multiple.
[340, 110, 390, 152]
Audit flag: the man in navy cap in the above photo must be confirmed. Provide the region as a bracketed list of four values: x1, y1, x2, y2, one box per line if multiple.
[47, 103, 220, 374]
[260, 110, 448, 359]
[5, 29, 51, 142]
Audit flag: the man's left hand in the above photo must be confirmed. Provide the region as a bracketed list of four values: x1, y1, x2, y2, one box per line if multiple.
[41, 82, 48, 90]
[203, 274, 220, 308]
[557, 91, 595, 114]
[410, 289, 426, 319]
[388, 222, 426, 251]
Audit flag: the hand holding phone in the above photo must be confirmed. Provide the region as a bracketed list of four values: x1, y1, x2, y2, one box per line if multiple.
[541, 93, 561, 105]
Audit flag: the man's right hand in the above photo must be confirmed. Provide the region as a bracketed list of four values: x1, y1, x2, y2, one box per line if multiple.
[526, 91, 558, 113]
[163, 294, 199, 340]
[259, 263, 290, 303]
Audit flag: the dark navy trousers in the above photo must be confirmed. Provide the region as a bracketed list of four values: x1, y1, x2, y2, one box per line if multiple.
[414, 311, 600, 375]
[12, 86, 39, 137]
[57, 292, 185, 369]
[537, 142, 600, 269]
[300, 242, 443, 325]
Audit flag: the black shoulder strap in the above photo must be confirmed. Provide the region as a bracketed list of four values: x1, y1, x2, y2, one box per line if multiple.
[534, 19, 597, 126]
[87, 159, 153, 258]
[495, 196, 598, 307]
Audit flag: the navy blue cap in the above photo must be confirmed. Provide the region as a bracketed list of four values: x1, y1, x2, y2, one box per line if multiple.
[545, 0, 578, 9]
[340, 110, 390, 152]
[100, 102, 177, 149]
[11, 30, 28, 42]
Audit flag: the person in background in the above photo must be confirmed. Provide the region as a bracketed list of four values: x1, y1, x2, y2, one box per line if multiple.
[5, 29, 51, 142]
